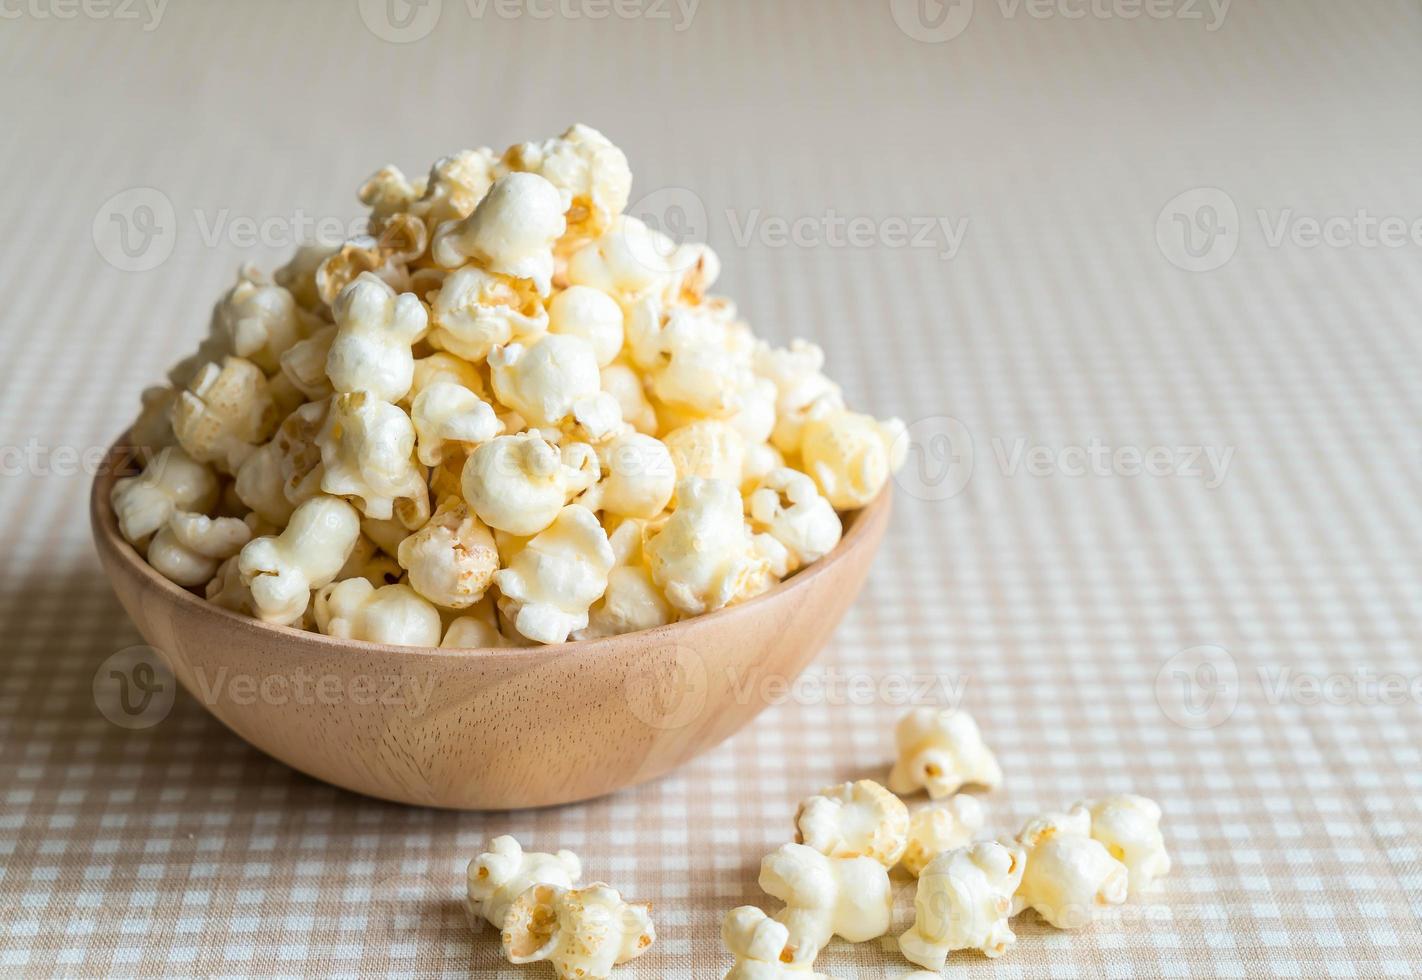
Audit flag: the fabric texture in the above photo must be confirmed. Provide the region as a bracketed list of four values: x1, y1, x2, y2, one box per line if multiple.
[2, 1, 1420, 975]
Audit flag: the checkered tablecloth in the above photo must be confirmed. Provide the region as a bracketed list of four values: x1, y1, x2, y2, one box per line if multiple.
[3, 1, 1421, 976]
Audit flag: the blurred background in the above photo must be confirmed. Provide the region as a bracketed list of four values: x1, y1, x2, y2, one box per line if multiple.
[3, 1, 1420, 976]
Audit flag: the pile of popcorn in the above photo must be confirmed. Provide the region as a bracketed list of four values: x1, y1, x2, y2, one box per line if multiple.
[464, 707, 1171, 978]
[110, 124, 906, 646]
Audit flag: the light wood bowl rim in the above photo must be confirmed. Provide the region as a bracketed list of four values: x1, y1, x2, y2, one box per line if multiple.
[90, 439, 892, 660]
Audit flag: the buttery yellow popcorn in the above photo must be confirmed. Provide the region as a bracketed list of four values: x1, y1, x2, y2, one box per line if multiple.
[237, 495, 361, 626]
[495, 505, 614, 643]
[759, 843, 893, 953]
[318, 391, 428, 524]
[312, 579, 442, 647]
[1081, 794, 1171, 896]
[111, 447, 219, 545]
[325, 272, 428, 402]
[889, 708, 1003, 800]
[1012, 806, 1129, 929]
[433, 171, 566, 295]
[428, 265, 548, 362]
[901, 793, 986, 877]
[898, 840, 1025, 968]
[171, 356, 280, 474]
[721, 906, 831, 980]
[644, 476, 767, 616]
[467, 835, 583, 930]
[397, 498, 499, 609]
[122, 124, 900, 646]
[502, 882, 654, 980]
[795, 779, 909, 867]
[146, 512, 252, 587]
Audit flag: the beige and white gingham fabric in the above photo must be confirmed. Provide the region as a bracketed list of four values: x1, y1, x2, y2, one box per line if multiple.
[3, 1, 1421, 976]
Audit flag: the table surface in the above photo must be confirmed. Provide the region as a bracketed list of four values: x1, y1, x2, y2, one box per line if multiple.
[3, 1, 1421, 976]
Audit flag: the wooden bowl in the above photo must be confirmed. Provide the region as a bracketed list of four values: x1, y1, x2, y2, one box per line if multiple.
[90, 446, 891, 810]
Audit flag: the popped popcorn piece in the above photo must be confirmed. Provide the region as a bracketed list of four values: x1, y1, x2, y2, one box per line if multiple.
[146, 512, 253, 587]
[274, 242, 338, 315]
[601, 362, 658, 435]
[795, 779, 909, 867]
[661, 419, 745, 486]
[111, 448, 219, 545]
[318, 391, 428, 524]
[747, 467, 843, 571]
[889, 708, 1003, 800]
[432, 171, 566, 296]
[171, 356, 280, 474]
[408, 352, 487, 402]
[237, 495, 362, 626]
[410, 381, 501, 467]
[205, 554, 252, 613]
[396, 498, 499, 609]
[461, 432, 596, 536]
[721, 906, 829, 980]
[754, 340, 844, 456]
[1013, 806, 1129, 929]
[467, 835, 583, 930]
[410, 148, 499, 227]
[1080, 794, 1170, 896]
[502, 882, 654, 979]
[489, 334, 607, 430]
[495, 505, 614, 644]
[898, 841, 1025, 968]
[548, 284, 624, 366]
[234, 439, 296, 527]
[572, 519, 673, 639]
[441, 596, 508, 649]
[647, 307, 751, 419]
[501, 123, 632, 239]
[566, 215, 677, 299]
[800, 409, 906, 510]
[325, 273, 427, 402]
[278, 324, 337, 401]
[759, 843, 893, 952]
[215, 266, 310, 373]
[313, 579, 441, 647]
[644, 476, 767, 616]
[901, 794, 987, 878]
[579, 431, 676, 520]
[315, 215, 426, 306]
[427, 265, 548, 362]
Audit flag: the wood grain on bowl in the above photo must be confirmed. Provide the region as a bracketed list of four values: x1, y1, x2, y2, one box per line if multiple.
[90, 443, 892, 810]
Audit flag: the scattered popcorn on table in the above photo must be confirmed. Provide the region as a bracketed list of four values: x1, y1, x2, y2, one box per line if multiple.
[794, 779, 909, 867]
[901, 793, 987, 878]
[721, 906, 833, 980]
[466, 835, 582, 930]
[502, 882, 654, 979]
[889, 708, 1003, 800]
[117, 124, 904, 645]
[1012, 806, 1129, 929]
[759, 843, 893, 953]
[898, 840, 1026, 968]
[1080, 794, 1170, 896]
